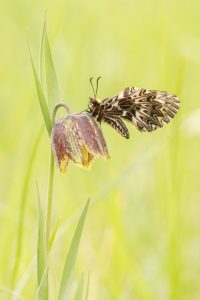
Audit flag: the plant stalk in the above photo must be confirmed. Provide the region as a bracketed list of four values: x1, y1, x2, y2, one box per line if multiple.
[46, 103, 70, 251]
[46, 148, 55, 251]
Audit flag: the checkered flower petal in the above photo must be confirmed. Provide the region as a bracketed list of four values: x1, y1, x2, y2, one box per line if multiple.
[51, 112, 110, 172]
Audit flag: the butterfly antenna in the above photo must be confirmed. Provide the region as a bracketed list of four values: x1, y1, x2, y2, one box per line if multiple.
[95, 76, 101, 98]
[90, 77, 96, 98]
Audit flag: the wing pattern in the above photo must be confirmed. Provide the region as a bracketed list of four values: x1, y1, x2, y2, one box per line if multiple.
[103, 115, 129, 138]
[101, 87, 180, 132]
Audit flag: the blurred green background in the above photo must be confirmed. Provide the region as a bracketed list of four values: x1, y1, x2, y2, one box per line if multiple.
[1, 0, 200, 299]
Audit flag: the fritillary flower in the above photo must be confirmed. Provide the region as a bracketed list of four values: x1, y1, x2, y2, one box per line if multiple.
[51, 112, 110, 172]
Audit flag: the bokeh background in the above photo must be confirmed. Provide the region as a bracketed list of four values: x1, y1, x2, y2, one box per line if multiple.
[1, 0, 200, 299]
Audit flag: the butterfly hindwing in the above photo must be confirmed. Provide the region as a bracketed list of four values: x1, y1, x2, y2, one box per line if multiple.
[103, 115, 129, 139]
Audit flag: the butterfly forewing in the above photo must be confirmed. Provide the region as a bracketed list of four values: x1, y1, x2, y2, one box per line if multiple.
[100, 87, 180, 133]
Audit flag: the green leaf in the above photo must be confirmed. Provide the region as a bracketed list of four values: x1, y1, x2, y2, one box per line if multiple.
[39, 15, 46, 83]
[74, 274, 84, 300]
[29, 47, 52, 135]
[44, 22, 60, 108]
[57, 199, 90, 300]
[36, 266, 49, 300]
[11, 127, 43, 288]
[84, 272, 90, 300]
[36, 183, 48, 300]
[49, 217, 62, 252]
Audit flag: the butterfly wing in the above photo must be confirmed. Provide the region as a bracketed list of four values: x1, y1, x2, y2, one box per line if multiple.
[101, 87, 180, 132]
[103, 115, 129, 139]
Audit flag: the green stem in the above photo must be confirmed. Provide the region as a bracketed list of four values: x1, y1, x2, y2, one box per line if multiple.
[46, 149, 55, 251]
[46, 103, 70, 251]
[52, 103, 70, 122]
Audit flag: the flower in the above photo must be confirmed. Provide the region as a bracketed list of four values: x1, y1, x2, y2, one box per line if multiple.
[51, 112, 110, 172]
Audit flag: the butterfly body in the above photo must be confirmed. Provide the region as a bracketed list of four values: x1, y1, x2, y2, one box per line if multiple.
[88, 86, 180, 139]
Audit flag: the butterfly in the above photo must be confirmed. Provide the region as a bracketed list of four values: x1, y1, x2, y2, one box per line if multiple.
[87, 77, 180, 139]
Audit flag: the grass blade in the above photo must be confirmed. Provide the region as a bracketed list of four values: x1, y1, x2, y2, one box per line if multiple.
[36, 183, 48, 300]
[29, 47, 52, 135]
[57, 199, 90, 300]
[12, 257, 35, 300]
[36, 266, 49, 300]
[39, 15, 46, 83]
[49, 217, 62, 252]
[0, 288, 24, 300]
[11, 128, 43, 288]
[74, 274, 84, 300]
[44, 22, 60, 107]
[84, 272, 90, 300]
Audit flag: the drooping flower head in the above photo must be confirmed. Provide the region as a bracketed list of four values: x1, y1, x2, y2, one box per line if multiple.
[51, 112, 110, 172]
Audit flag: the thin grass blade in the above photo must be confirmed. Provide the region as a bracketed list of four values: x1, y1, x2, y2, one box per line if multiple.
[12, 257, 35, 300]
[36, 183, 48, 300]
[84, 272, 90, 300]
[73, 274, 84, 300]
[29, 48, 52, 135]
[36, 266, 49, 300]
[39, 15, 46, 83]
[49, 217, 62, 252]
[57, 199, 90, 300]
[44, 22, 60, 107]
[0, 288, 24, 300]
[11, 128, 43, 288]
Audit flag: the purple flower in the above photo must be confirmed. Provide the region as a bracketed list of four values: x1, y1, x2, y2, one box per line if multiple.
[51, 113, 110, 172]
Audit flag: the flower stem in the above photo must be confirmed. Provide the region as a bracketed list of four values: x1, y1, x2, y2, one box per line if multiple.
[46, 103, 70, 251]
[46, 149, 55, 251]
[52, 103, 70, 121]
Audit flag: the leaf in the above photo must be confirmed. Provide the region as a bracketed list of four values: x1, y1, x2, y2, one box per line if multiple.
[73, 274, 84, 300]
[84, 272, 90, 300]
[29, 46, 52, 135]
[36, 183, 48, 300]
[49, 217, 62, 252]
[36, 266, 49, 300]
[11, 127, 43, 288]
[39, 14, 46, 83]
[44, 21, 60, 107]
[57, 199, 90, 300]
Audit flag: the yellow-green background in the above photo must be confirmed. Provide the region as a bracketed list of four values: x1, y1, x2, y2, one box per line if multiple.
[1, 0, 200, 299]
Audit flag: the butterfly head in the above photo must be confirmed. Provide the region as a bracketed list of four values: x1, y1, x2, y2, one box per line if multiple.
[88, 98, 100, 116]
[87, 76, 101, 116]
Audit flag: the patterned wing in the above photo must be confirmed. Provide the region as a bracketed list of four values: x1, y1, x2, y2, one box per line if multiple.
[101, 87, 180, 132]
[103, 115, 129, 139]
